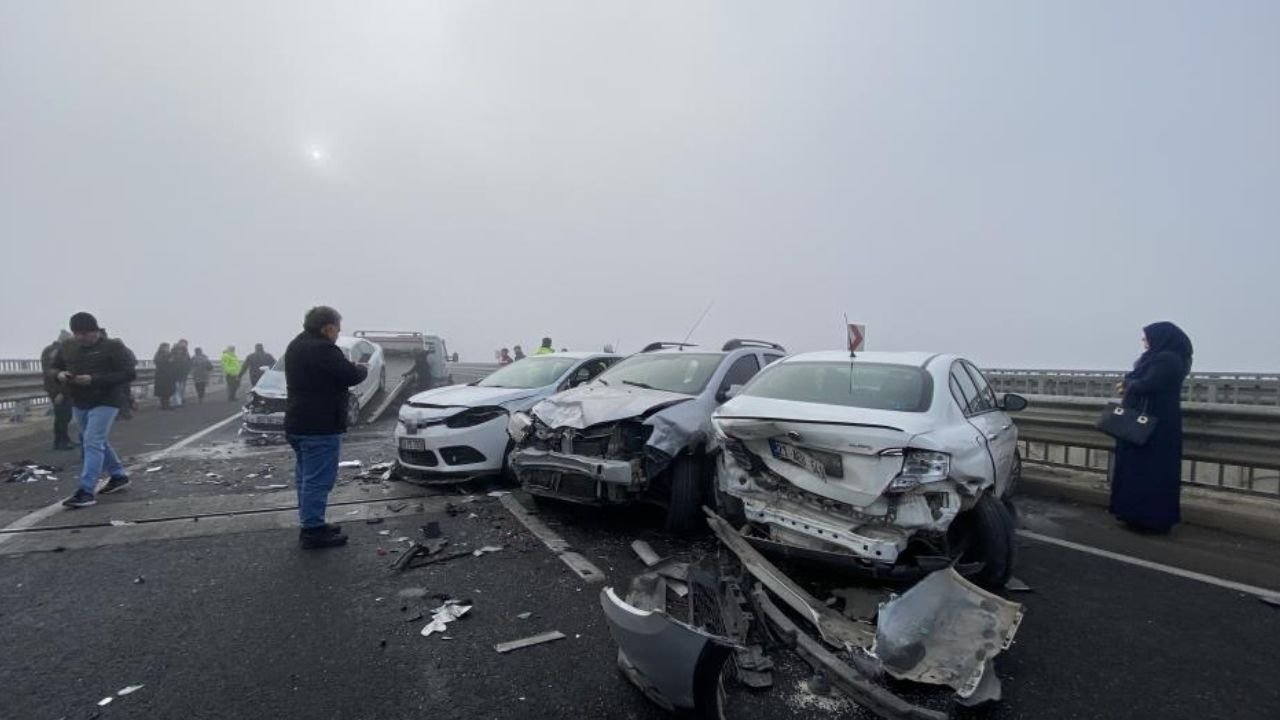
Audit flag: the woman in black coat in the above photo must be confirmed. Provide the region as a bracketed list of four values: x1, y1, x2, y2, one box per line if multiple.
[153, 343, 176, 411]
[1109, 321, 1193, 534]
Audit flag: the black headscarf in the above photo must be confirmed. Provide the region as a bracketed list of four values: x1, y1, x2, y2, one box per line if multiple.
[1129, 321, 1193, 380]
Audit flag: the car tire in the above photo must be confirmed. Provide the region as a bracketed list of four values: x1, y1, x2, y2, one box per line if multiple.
[665, 455, 706, 535]
[500, 441, 519, 485]
[956, 492, 1016, 590]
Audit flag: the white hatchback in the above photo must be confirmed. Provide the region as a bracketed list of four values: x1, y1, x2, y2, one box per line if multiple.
[712, 351, 1027, 588]
[242, 336, 387, 438]
[395, 352, 619, 482]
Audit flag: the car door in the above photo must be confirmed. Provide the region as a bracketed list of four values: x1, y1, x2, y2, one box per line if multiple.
[355, 341, 378, 403]
[715, 353, 762, 403]
[962, 361, 1017, 489]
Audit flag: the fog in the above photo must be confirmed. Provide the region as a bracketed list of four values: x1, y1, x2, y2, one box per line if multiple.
[3, 1, 1277, 370]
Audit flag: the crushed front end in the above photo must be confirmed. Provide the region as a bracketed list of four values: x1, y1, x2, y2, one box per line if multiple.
[241, 393, 287, 439]
[510, 412, 668, 504]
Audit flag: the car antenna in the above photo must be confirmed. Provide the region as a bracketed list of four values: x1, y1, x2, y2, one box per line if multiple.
[679, 301, 714, 351]
[844, 313, 856, 393]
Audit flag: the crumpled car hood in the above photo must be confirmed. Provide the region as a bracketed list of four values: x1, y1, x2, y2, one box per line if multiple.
[531, 383, 693, 430]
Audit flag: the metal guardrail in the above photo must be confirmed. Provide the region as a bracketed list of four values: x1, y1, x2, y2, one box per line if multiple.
[1013, 395, 1280, 498]
[2, 362, 222, 419]
[987, 369, 1280, 406]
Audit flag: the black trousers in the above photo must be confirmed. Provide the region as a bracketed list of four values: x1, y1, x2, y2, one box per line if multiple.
[50, 395, 72, 445]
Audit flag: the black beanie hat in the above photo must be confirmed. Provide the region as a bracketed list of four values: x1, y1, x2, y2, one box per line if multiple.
[69, 312, 101, 333]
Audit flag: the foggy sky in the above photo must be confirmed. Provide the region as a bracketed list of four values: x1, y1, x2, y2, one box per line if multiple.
[3, 1, 1277, 370]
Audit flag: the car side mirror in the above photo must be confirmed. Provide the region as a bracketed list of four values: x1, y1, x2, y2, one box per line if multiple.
[717, 384, 744, 403]
[1000, 393, 1028, 412]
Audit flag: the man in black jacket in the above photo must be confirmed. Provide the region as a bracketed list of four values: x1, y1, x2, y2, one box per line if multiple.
[242, 343, 277, 388]
[47, 312, 138, 508]
[40, 330, 76, 451]
[285, 306, 367, 549]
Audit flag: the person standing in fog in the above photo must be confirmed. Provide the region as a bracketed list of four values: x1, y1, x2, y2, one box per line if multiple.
[41, 330, 76, 450]
[285, 306, 367, 549]
[170, 339, 191, 408]
[535, 337, 554, 355]
[191, 347, 213, 402]
[1110, 322, 1193, 535]
[221, 346, 243, 401]
[153, 343, 175, 411]
[47, 312, 137, 508]
[498, 348, 513, 366]
[242, 343, 276, 388]
[512, 345, 526, 361]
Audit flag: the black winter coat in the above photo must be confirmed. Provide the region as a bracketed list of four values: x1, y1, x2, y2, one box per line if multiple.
[284, 331, 367, 436]
[1110, 323, 1193, 531]
[47, 337, 138, 410]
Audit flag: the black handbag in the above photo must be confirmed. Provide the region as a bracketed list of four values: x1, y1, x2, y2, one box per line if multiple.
[1096, 401, 1158, 446]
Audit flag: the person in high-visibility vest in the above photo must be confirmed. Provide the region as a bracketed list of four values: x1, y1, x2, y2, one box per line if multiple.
[221, 346, 243, 401]
[534, 337, 554, 355]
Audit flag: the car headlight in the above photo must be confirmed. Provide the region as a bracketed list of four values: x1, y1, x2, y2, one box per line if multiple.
[886, 449, 950, 494]
[507, 411, 532, 442]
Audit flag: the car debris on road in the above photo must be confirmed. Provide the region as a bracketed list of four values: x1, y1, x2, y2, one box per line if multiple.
[599, 508, 1026, 719]
[420, 599, 472, 637]
[494, 630, 567, 654]
[4, 461, 61, 483]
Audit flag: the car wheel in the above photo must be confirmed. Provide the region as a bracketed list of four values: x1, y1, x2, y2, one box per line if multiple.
[346, 395, 361, 427]
[953, 492, 1016, 590]
[665, 454, 706, 535]
[500, 441, 519, 485]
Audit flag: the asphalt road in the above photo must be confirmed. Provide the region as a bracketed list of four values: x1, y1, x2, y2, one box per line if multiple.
[2, 403, 1278, 720]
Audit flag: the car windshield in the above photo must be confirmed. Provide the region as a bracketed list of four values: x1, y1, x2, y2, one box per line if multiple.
[742, 361, 933, 412]
[254, 368, 287, 395]
[595, 353, 724, 396]
[477, 356, 578, 388]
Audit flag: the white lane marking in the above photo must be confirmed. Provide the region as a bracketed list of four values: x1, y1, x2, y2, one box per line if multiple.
[499, 494, 605, 583]
[1017, 529, 1280, 603]
[0, 412, 242, 546]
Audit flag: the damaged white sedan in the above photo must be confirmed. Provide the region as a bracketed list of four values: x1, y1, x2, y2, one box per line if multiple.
[713, 351, 1027, 588]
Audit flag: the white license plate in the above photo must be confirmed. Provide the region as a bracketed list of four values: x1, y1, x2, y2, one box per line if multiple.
[770, 440, 827, 479]
[399, 437, 426, 451]
[248, 414, 284, 425]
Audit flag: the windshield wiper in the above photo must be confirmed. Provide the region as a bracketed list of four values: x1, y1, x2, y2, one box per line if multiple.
[622, 380, 655, 390]
[597, 378, 609, 386]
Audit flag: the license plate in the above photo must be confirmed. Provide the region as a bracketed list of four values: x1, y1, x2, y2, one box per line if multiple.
[770, 440, 832, 479]
[248, 414, 283, 425]
[399, 437, 426, 451]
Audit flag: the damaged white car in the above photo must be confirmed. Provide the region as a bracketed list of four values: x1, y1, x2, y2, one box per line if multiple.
[508, 340, 786, 533]
[242, 337, 386, 439]
[395, 352, 618, 481]
[713, 351, 1027, 588]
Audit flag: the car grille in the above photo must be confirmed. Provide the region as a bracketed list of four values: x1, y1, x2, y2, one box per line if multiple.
[399, 449, 439, 467]
[557, 475, 600, 500]
[439, 446, 486, 466]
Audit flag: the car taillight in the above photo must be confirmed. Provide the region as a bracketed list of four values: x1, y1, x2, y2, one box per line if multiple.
[886, 449, 950, 494]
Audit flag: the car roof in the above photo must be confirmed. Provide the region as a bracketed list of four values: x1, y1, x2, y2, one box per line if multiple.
[643, 347, 727, 356]
[525, 351, 617, 360]
[779, 350, 955, 368]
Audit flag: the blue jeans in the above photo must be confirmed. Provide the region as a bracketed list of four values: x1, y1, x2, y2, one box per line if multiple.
[171, 378, 186, 407]
[73, 406, 126, 494]
[288, 434, 342, 529]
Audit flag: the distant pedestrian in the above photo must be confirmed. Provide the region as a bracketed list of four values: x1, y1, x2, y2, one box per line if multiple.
[170, 339, 191, 408]
[512, 345, 526, 361]
[498, 348, 513, 366]
[153, 343, 175, 411]
[242, 343, 277, 388]
[285, 306, 368, 549]
[191, 347, 213, 402]
[535, 337, 554, 355]
[1110, 322, 1193, 535]
[40, 330, 76, 450]
[47, 312, 137, 508]
[221, 346, 243, 401]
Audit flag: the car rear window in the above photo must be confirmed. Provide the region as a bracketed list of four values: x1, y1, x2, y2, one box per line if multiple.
[741, 361, 933, 412]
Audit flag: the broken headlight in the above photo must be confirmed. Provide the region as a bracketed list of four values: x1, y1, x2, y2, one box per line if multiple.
[446, 406, 507, 429]
[507, 411, 533, 443]
[886, 449, 950, 494]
